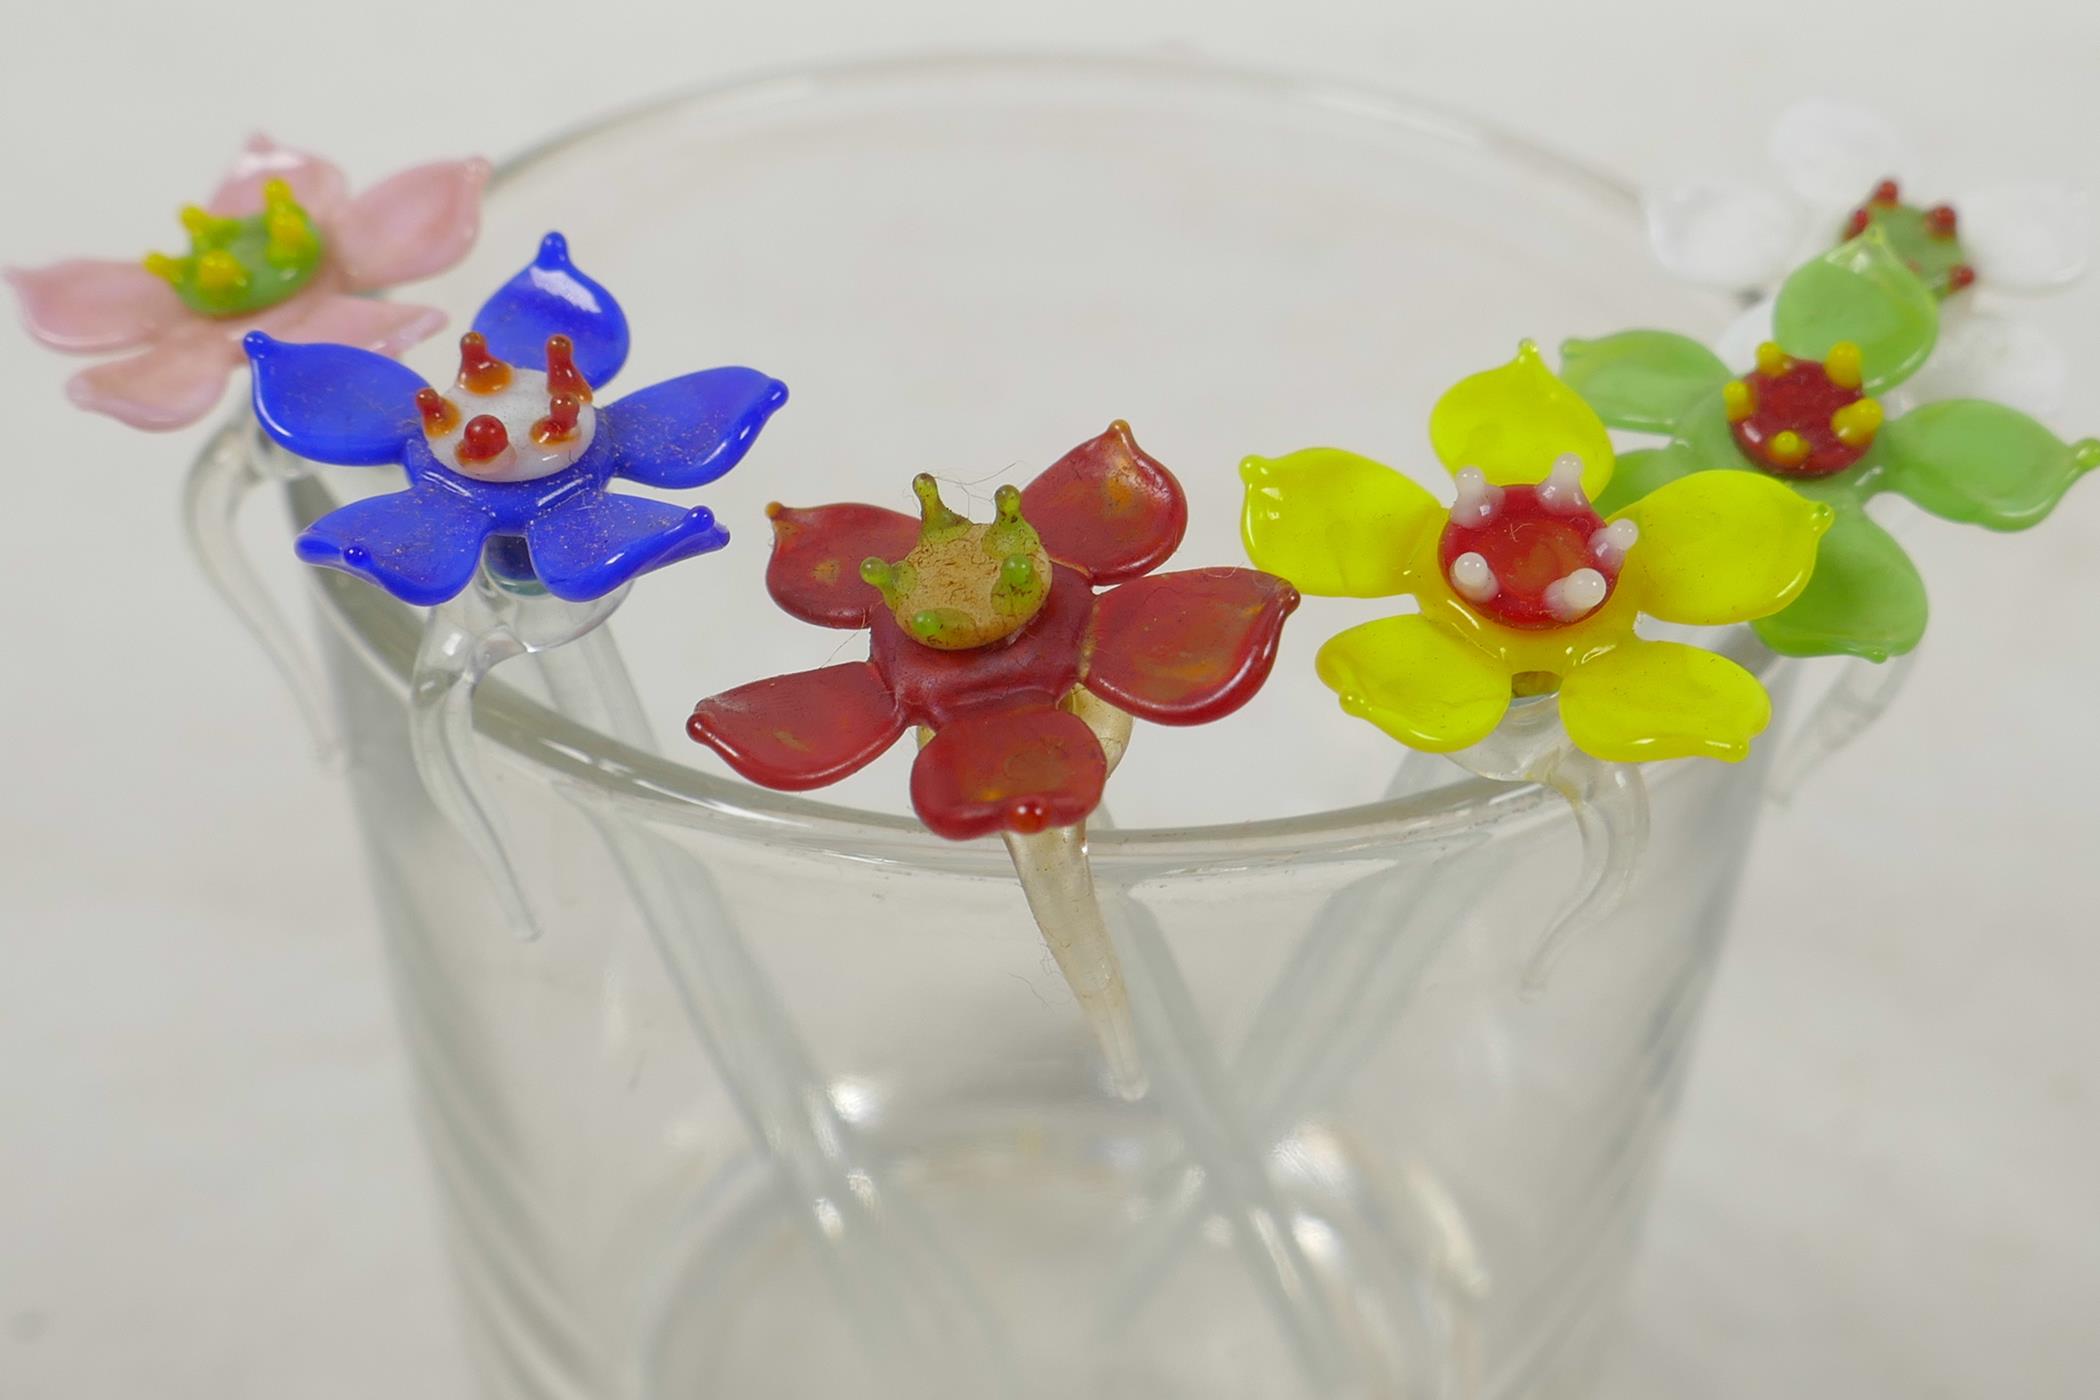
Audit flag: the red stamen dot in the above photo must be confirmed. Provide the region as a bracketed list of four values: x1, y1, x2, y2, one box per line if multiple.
[1844, 206, 1871, 238]
[1871, 178, 1900, 206]
[1438, 484, 1616, 630]
[457, 332, 512, 394]
[1925, 203, 1959, 238]
[1730, 358, 1868, 478]
[1947, 263, 1977, 292]
[544, 334, 591, 402]
[532, 393, 582, 445]
[457, 414, 511, 464]
[414, 387, 459, 436]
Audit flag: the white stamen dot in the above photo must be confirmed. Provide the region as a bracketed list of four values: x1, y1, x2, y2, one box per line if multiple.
[1449, 551, 1499, 602]
[1451, 466, 1504, 526]
[1544, 567, 1608, 621]
[1539, 453, 1589, 513]
[1590, 519, 1640, 570]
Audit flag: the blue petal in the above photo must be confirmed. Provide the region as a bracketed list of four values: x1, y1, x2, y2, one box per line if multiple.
[524, 492, 729, 600]
[471, 232, 629, 389]
[602, 368, 789, 490]
[245, 332, 424, 465]
[295, 484, 496, 606]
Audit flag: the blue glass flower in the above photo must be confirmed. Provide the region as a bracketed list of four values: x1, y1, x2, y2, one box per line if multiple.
[246, 232, 788, 605]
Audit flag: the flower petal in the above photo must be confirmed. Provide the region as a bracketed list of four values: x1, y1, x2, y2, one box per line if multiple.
[763, 501, 921, 629]
[687, 661, 906, 791]
[1773, 229, 1939, 391]
[1874, 399, 2100, 530]
[1767, 100, 1912, 208]
[208, 133, 349, 221]
[1019, 420, 1187, 584]
[1614, 469, 1831, 625]
[909, 704, 1107, 839]
[266, 291, 446, 359]
[603, 368, 789, 489]
[1643, 177, 1804, 289]
[328, 158, 491, 290]
[526, 493, 728, 601]
[294, 484, 496, 606]
[1714, 292, 1778, 374]
[472, 232, 629, 389]
[1559, 331, 1734, 433]
[5, 259, 189, 352]
[1750, 504, 1926, 662]
[1238, 447, 1438, 597]
[1958, 181, 2092, 290]
[1895, 304, 2067, 419]
[1082, 568, 1299, 724]
[244, 331, 425, 464]
[1593, 442, 1710, 516]
[1559, 640, 1770, 763]
[1429, 340, 1615, 497]
[64, 331, 241, 431]
[1313, 615, 1511, 753]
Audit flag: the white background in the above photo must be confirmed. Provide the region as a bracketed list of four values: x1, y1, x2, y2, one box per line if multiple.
[2, 3, 2096, 1397]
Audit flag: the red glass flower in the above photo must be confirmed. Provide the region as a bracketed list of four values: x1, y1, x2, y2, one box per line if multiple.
[688, 421, 1300, 838]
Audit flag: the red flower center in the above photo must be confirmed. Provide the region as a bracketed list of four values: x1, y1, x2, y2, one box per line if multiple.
[1725, 341, 1882, 479]
[1437, 461, 1631, 630]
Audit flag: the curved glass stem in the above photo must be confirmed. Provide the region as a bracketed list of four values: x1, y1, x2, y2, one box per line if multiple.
[1101, 842, 1499, 1381]
[1000, 825, 1147, 1100]
[1769, 649, 1917, 805]
[181, 419, 340, 761]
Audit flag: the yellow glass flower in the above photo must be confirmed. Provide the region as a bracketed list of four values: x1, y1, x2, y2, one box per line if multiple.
[1241, 341, 1834, 763]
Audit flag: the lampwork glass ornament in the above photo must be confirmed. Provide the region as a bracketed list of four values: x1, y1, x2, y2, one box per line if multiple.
[1241, 340, 1829, 983]
[249, 231, 787, 606]
[1642, 98, 2092, 416]
[7, 133, 488, 431]
[1562, 234, 2099, 666]
[688, 422, 1300, 1095]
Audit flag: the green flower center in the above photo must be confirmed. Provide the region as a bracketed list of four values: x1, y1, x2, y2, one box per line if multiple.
[862, 476, 1051, 650]
[143, 178, 324, 317]
[1842, 179, 1974, 298]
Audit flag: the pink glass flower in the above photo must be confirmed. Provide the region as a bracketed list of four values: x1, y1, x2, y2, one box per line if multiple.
[7, 134, 489, 431]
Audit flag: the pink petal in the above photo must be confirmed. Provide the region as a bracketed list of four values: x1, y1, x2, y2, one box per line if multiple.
[65, 331, 242, 431]
[264, 291, 446, 358]
[208, 133, 349, 222]
[6, 259, 190, 352]
[328, 157, 491, 291]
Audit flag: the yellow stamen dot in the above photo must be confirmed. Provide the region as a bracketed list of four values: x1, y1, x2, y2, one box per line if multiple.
[194, 249, 249, 295]
[261, 178, 296, 209]
[1755, 341, 1789, 376]
[1831, 398, 1884, 447]
[1722, 379, 1755, 423]
[1768, 430, 1810, 467]
[179, 204, 216, 239]
[1825, 341, 1864, 390]
[265, 209, 314, 264]
[142, 252, 184, 285]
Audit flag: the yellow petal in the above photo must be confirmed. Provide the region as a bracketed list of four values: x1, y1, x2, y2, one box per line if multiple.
[1314, 614, 1512, 751]
[1612, 470, 1833, 625]
[1240, 448, 1440, 597]
[1559, 640, 1771, 763]
[1428, 339, 1616, 498]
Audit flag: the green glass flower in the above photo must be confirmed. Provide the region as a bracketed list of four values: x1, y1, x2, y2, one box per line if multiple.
[1562, 229, 2098, 662]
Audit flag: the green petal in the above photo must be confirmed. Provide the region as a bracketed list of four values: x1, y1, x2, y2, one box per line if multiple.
[1752, 504, 1927, 662]
[1875, 400, 2100, 531]
[1772, 229, 1939, 392]
[1559, 331, 1733, 432]
[1667, 386, 1874, 511]
[1594, 441, 1706, 515]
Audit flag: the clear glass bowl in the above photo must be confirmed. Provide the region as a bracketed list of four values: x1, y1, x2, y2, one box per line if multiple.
[288, 52, 1756, 1400]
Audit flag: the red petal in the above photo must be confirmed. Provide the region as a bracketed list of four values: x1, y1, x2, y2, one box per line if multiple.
[909, 704, 1108, 839]
[1082, 568, 1300, 725]
[1021, 420, 1188, 584]
[764, 501, 921, 629]
[687, 662, 906, 790]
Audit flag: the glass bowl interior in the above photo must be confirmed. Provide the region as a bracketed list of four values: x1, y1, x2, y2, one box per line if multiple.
[298, 51, 1740, 868]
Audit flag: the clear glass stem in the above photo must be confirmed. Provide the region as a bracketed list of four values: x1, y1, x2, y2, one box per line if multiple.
[1000, 825, 1147, 1100]
[1769, 649, 1918, 805]
[181, 419, 340, 761]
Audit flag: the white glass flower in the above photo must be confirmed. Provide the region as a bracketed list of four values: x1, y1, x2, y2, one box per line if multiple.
[1644, 99, 2091, 417]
